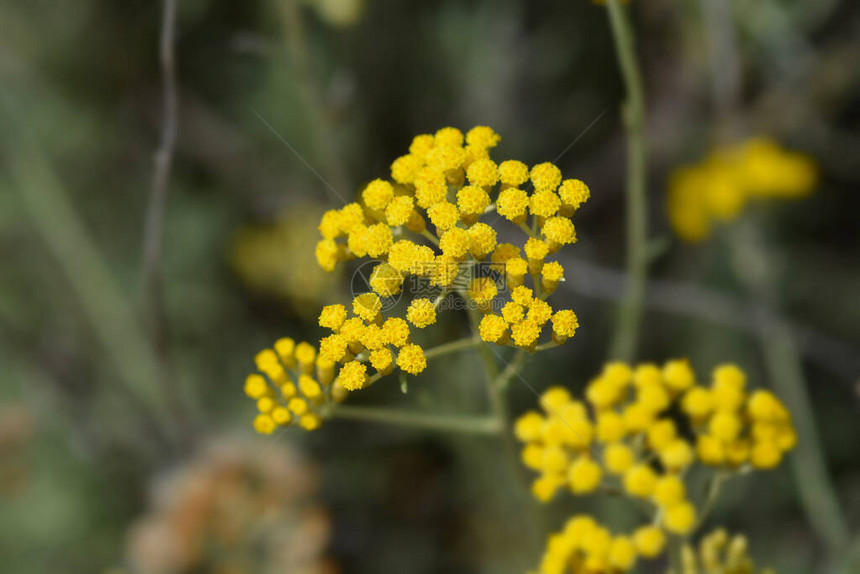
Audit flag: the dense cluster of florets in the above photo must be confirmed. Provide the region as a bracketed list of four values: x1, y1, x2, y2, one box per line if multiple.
[516, 360, 795, 572]
[243, 338, 346, 434]
[315, 126, 587, 351]
[246, 126, 592, 434]
[668, 137, 818, 242]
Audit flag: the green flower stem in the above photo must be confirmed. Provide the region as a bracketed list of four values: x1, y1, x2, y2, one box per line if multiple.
[332, 405, 502, 435]
[423, 336, 480, 360]
[691, 470, 731, 535]
[729, 224, 849, 556]
[3, 100, 177, 450]
[605, 0, 650, 363]
[420, 229, 440, 246]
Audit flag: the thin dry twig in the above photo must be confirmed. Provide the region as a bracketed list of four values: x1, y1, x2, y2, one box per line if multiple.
[142, 0, 178, 350]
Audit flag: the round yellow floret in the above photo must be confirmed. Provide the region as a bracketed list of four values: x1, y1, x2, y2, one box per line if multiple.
[537, 445, 566, 475]
[524, 237, 549, 261]
[496, 188, 529, 223]
[514, 410, 545, 442]
[315, 238, 342, 272]
[491, 243, 521, 264]
[633, 526, 666, 558]
[467, 277, 498, 310]
[362, 179, 394, 211]
[385, 195, 415, 227]
[339, 317, 366, 345]
[542, 261, 564, 283]
[387, 240, 420, 272]
[541, 216, 576, 246]
[466, 158, 499, 187]
[466, 126, 500, 149]
[257, 397, 275, 413]
[498, 160, 529, 186]
[653, 474, 686, 507]
[318, 209, 342, 239]
[457, 185, 491, 219]
[338, 361, 368, 391]
[713, 363, 747, 390]
[271, 407, 292, 426]
[479, 314, 508, 343]
[369, 262, 404, 297]
[319, 304, 347, 331]
[664, 501, 697, 535]
[511, 285, 534, 305]
[390, 154, 422, 184]
[397, 344, 427, 375]
[353, 292, 382, 323]
[609, 536, 637, 570]
[633, 364, 662, 387]
[558, 179, 590, 212]
[274, 338, 296, 366]
[568, 457, 602, 494]
[369, 348, 394, 373]
[244, 374, 270, 399]
[439, 227, 470, 259]
[337, 203, 366, 234]
[682, 386, 713, 419]
[604, 442, 635, 475]
[501, 302, 525, 324]
[551, 310, 579, 342]
[532, 473, 565, 503]
[406, 298, 437, 328]
[531, 162, 562, 192]
[409, 134, 435, 159]
[360, 323, 387, 351]
[288, 397, 308, 416]
[521, 444, 543, 470]
[467, 223, 497, 259]
[319, 334, 349, 363]
[624, 464, 658, 498]
[750, 441, 783, 469]
[511, 319, 542, 348]
[539, 386, 571, 412]
[414, 171, 448, 208]
[709, 410, 742, 441]
[647, 419, 677, 451]
[663, 359, 696, 392]
[527, 299, 553, 327]
[382, 317, 410, 347]
[427, 201, 459, 231]
[697, 434, 727, 466]
[253, 413, 277, 434]
[530, 190, 561, 218]
[298, 374, 321, 399]
[434, 126, 464, 147]
[299, 413, 322, 431]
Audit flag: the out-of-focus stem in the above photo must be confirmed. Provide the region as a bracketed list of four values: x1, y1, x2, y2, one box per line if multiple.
[605, 0, 649, 362]
[333, 406, 501, 435]
[730, 225, 848, 556]
[4, 101, 177, 451]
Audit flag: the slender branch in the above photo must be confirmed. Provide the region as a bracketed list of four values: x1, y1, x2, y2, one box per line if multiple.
[142, 0, 178, 354]
[729, 224, 849, 556]
[3, 99, 177, 451]
[423, 336, 480, 360]
[605, 0, 649, 362]
[332, 405, 501, 435]
[557, 256, 860, 385]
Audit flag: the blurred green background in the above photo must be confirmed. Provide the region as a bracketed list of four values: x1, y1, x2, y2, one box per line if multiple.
[1, 0, 858, 573]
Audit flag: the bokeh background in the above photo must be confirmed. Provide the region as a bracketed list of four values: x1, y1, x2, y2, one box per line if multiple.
[1, 0, 859, 573]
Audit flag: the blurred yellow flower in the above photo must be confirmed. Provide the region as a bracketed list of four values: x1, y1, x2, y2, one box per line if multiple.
[667, 137, 818, 242]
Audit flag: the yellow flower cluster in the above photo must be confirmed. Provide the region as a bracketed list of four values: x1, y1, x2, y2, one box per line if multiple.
[668, 137, 818, 242]
[680, 529, 774, 574]
[319, 297, 429, 383]
[314, 127, 587, 351]
[247, 127, 591, 434]
[516, 360, 795, 572]
[538, 515, 653, 574]
[243, 337, 347, 434]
